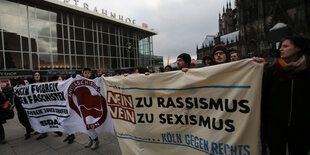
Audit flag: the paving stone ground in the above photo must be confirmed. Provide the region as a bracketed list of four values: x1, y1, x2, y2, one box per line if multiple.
[0, 111, 122, 155]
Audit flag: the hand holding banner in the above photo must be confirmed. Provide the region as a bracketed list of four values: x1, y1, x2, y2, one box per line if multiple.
[103, 59, 264, 155]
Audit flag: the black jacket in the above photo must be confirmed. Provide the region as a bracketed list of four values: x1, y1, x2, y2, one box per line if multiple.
[262, 62, 310, 137]
[0, 92, 8, 124]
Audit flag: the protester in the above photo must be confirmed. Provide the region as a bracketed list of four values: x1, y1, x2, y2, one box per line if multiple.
[259, 35, 310, 155]
[63, 133, 75, 144]
[97, 69, 103, 77]
[13, 80, 34, 140]
[157, 67, 164, 73]
[2, 83, 13, 104]
[28, 72, 49, 140]
[133, 66, 148, 74]
[164, 65, 173, 72]
[55, 75, 76, 144]
[148, 66, 155, 73]
[202, 55, 213, 66]
[50, 76, 63, 137]
[230, 50, 241, 61]
[30, 72, 44, 84]
[0, 91, 9, 144]
[212, 44, 229, 65]
[82, 68, 100, 150]
[177, 53, 191, 70]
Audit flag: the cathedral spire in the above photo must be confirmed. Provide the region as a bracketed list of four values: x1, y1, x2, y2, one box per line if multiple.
[226, 0, 229, 9]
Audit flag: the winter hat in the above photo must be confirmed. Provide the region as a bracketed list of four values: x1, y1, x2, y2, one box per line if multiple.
[212, 44, 228, 56]
[177, 53, 191, 65]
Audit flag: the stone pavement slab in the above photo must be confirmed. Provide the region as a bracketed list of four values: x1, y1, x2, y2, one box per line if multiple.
[0, 113, 122, 155]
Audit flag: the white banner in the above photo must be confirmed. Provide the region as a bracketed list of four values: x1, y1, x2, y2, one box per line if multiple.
[103, 59, 264, 155]
[14, 75, 114, 137]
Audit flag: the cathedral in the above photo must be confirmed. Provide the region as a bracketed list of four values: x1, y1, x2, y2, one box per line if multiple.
[197, 0, 310, 60]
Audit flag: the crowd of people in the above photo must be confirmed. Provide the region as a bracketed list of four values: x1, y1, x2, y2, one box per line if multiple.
[0, 68, 101, 150]
[0, 35, 309, 154]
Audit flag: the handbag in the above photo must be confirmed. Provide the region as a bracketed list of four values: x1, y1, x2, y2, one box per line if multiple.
[1, 101, 14, 120]
[4, 109, 14, 120]
[1, 101, 10, 110]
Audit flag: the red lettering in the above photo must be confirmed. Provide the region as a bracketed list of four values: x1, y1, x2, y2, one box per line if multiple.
[109, 106, 136, 124]
[107, 91, 134, 108]
[107, 91, 136, 124]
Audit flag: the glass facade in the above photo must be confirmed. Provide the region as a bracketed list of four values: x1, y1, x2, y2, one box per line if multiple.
[0, 0, 155, 72]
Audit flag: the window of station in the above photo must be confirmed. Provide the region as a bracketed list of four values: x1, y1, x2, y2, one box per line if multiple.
[22, 37, 29, 52]
[74, 15, 83, 28]
[31, 38, 37, 52]
[64, 55, 70, 69]
[23, 53, 30, 69]
[84, 18, 92, 29]
[111, 57, 118, 69]
[53, 54, 65, 69]
[69, 26, 74, 40]
[86, 56, 95, 69]
[71, 55, 76, 68]
[85, 29, 93, 42]
[85, 42, 94, 55]
[36, 8, 50, 22]
[76, 56, 85, 68]
[63, 40, 69, 54]
[110, 46, 117, 57]
[38, 36, 50, 53]
[0, 32, 2, 50]
[0, 51, 4, 69]
[32, 53, 39, 70]
[102, 33, 109, 44]
[5, 52, 22, 69]
[75, 41, 84, 55]
[51, 38, 57, 53]
[75, 27, 84, 41]
[57, 39, 63, 53]
[103, 57, 110, 69]
[103, 45, 109, 56]
[3, 32, 21, 51]
[70, 40, 75, 54]
[39, 53, 52, 69]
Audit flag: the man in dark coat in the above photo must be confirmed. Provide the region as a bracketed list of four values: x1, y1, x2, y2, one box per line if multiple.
[14, 81, 34, 139]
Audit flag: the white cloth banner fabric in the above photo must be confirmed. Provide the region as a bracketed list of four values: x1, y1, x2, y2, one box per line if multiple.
[103, 59, 264, 155]
[14, 75, 114, 137]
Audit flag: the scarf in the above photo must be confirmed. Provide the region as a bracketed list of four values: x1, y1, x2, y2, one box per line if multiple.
[273, 55, 309, 80]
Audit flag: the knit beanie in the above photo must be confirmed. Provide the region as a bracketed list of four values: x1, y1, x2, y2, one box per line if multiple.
[212, 44, 228, 57]
[177, 53, 191, 65]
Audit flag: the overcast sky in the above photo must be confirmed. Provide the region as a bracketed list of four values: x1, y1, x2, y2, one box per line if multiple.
[64, 0, 234, 65]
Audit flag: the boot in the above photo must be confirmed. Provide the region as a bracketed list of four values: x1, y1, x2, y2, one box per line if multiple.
[91, 139, 99, 150]
[67, 134, 75, 144]
[36, 133, 48, 140]
[84, 139, 93, 148]
[24, 133, 31, 140]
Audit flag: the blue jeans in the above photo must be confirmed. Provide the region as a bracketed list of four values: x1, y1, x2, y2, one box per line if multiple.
[0, 124, 4, 141]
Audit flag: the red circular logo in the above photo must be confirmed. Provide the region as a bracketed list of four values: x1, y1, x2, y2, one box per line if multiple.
[68, 80, 107, 129]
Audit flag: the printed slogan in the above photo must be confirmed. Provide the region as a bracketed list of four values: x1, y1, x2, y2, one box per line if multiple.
[103, 59, 264, 155]
[14, 82, 68, 131]
[14, 75, 114, 135]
